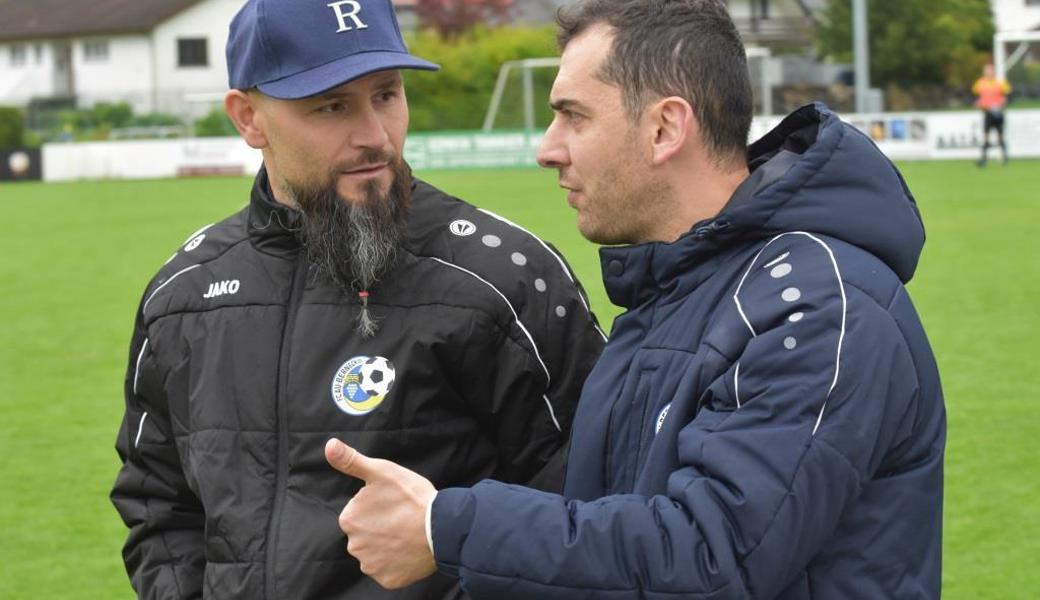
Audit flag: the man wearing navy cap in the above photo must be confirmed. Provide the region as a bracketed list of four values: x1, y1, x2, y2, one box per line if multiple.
[110, 0, 605, 598]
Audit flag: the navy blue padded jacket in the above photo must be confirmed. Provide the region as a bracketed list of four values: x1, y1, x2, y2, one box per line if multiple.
[430, 103, 945, 599]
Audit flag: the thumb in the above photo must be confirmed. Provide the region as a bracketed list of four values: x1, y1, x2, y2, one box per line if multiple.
[325, 438, 380, 482]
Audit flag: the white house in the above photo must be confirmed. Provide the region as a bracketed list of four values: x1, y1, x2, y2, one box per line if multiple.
[0, 0, 244, 118]
[992, 0, 1040, 33]
[723, 0, 822, 47]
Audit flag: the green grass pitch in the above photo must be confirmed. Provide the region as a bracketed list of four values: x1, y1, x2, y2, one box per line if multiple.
[1, 160, 1037, 598]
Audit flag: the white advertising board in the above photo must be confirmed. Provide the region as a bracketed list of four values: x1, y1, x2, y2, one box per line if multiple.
[39, 109, 1040, 182]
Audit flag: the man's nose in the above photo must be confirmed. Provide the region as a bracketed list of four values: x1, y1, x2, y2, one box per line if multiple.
[536, 119, 567, 169]
[351, 105, 392, 150]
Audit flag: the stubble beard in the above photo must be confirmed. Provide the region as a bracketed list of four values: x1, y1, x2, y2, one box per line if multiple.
[284, 151, 411, 328]
[582, 157, 668, 246]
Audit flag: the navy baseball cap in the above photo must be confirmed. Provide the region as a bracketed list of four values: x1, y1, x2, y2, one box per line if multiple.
[227, 0, 439, 99]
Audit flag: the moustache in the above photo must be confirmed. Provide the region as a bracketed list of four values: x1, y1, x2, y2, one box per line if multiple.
[334, 149, 398, 174]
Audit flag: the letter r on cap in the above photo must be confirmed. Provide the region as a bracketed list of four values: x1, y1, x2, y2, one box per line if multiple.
[328, 0, 368, 32]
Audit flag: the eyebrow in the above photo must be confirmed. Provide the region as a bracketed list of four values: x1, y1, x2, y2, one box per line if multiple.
[314, 73, 403, 101]
[549, 98, 590, 113]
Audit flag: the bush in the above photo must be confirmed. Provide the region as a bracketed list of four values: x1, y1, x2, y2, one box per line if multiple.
[404, 25, 559, 131]
[41, 102, 186, 140]
[194, 107, 239, 137]
[0, 106, 25, 148]
[62, 102, 134, 130]
[1008, 61, 1040, 99]
[128, 112, 184, 127]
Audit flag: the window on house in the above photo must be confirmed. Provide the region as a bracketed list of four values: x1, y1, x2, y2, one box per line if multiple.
[83, 40, 109, 62]
[10, 44, 27, 67]
[177, 38, 208, 67]
[34, 44, 43, 64]
[1027, 0, 1040, 6]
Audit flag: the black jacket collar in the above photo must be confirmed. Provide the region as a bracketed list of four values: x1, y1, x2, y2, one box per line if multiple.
[246, 166, 304, 255]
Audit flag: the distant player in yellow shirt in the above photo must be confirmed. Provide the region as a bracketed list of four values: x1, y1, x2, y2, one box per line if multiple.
[972, 64, 1012, 166]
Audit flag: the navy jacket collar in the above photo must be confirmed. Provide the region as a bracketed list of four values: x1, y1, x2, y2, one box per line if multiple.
[600, 102, 926, 309]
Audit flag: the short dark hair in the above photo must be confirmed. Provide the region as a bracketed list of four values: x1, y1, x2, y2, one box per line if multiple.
[557, 0, 752, 166]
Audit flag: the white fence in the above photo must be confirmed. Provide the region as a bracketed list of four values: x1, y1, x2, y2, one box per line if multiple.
[38, 109, 1040, 182]
[752, 109, 1040, 162]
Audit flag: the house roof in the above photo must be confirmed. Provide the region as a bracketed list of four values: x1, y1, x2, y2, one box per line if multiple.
[0, 0, 204, 42]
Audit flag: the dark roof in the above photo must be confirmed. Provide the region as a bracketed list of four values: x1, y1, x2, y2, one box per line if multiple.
[0, 0, 204, 42]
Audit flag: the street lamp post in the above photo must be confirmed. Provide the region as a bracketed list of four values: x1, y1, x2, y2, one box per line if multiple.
[853, 0, 870, 114]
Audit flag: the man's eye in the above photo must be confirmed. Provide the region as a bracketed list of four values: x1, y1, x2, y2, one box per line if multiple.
[377, 90, 399, 103]
[319, 102, 345, 113]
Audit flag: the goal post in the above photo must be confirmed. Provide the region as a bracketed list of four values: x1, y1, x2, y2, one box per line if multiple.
[745, 46, 774, 117]
[482, 58, 561, 132]
[482, 49, 776, 132]
[994, 31, 1040, 80]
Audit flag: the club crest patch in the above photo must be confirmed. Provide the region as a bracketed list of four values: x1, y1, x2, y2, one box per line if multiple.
[331, 356, 396, 415]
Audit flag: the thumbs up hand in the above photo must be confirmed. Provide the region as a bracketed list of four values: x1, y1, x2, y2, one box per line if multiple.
[325, 438, 438, 589]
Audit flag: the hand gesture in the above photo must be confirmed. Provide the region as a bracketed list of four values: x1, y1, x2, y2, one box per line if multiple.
[325, 438, 438, 589]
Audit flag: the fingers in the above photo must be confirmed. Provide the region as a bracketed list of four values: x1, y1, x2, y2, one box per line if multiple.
[325, 438, 380, 482]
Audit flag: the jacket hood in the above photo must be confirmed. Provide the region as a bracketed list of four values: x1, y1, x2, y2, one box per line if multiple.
[723, 102, 925, 283]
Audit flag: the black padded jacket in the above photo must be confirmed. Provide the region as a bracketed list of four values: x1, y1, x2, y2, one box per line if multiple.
[111, 168, 605, 599]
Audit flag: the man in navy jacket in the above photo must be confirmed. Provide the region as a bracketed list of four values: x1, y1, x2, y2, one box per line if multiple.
[325, 1, 945, 598]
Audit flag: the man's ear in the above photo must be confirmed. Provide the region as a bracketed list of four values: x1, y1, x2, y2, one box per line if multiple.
[224, 90, 269, 149]
[649, 96, 695, 166]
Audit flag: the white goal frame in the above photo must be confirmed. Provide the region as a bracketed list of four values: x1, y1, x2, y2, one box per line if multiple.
[482, 48, 775, 132]
[994, 31, 1040, 79]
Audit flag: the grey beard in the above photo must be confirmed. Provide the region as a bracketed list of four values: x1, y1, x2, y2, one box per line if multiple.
[285, 159, 411, 336]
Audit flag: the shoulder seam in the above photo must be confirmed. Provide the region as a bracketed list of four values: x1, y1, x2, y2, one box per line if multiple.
[144, 237, 253, 317]
[732, 231, 847, 434]
[475, 208, 606, 341]
[421, 256, 561, 431]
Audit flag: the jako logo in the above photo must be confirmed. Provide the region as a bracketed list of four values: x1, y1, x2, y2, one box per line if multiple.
[327, 1, 368, 32]
[203, 279, 240, 299]
[449, 219, 477, 236]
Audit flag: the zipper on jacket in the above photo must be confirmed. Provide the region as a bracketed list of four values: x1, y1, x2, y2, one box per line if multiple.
[693, 219, 731, 239]
[265, 253, 307, 599]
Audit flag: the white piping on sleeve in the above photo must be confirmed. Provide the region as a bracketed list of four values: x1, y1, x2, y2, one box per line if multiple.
[133, 338, 149, 395]
[426, 256, 561, 431]
[801, 232, 847, 435]
[731, 232, 847, 435]
[542, 394, 562, 432]
[477, 208, 608, 342]
[733, 243, 772, 337]
[426, 257, 550, 382]
[733, 361, 741, 409]
[142, 264, 201, 314]
[134, 412, 148, 448]
[763, 251, 791, 269]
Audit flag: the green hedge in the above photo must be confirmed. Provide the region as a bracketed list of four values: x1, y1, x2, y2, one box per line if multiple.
[0, 106, 25, 148]
[404, 25, 559, 132]
[194, 107, 239, 137]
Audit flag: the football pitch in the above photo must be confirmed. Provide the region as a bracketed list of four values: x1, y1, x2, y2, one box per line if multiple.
[1, 160, 1037, 598]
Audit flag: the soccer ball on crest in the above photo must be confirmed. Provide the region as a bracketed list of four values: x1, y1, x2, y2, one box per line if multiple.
[358, 356, 396, 399]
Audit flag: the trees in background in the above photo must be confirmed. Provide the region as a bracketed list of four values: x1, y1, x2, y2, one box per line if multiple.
[415, 0, 514, 39]
[404, 24, 558, 131]
[816, 0, 994, 90]
[0, 107, 25, 148]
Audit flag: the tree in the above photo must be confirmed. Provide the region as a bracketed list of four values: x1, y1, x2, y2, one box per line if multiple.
[816, 0, 995, 89]
[0, 106, 25, 148]
[416, 0, 514, 39]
